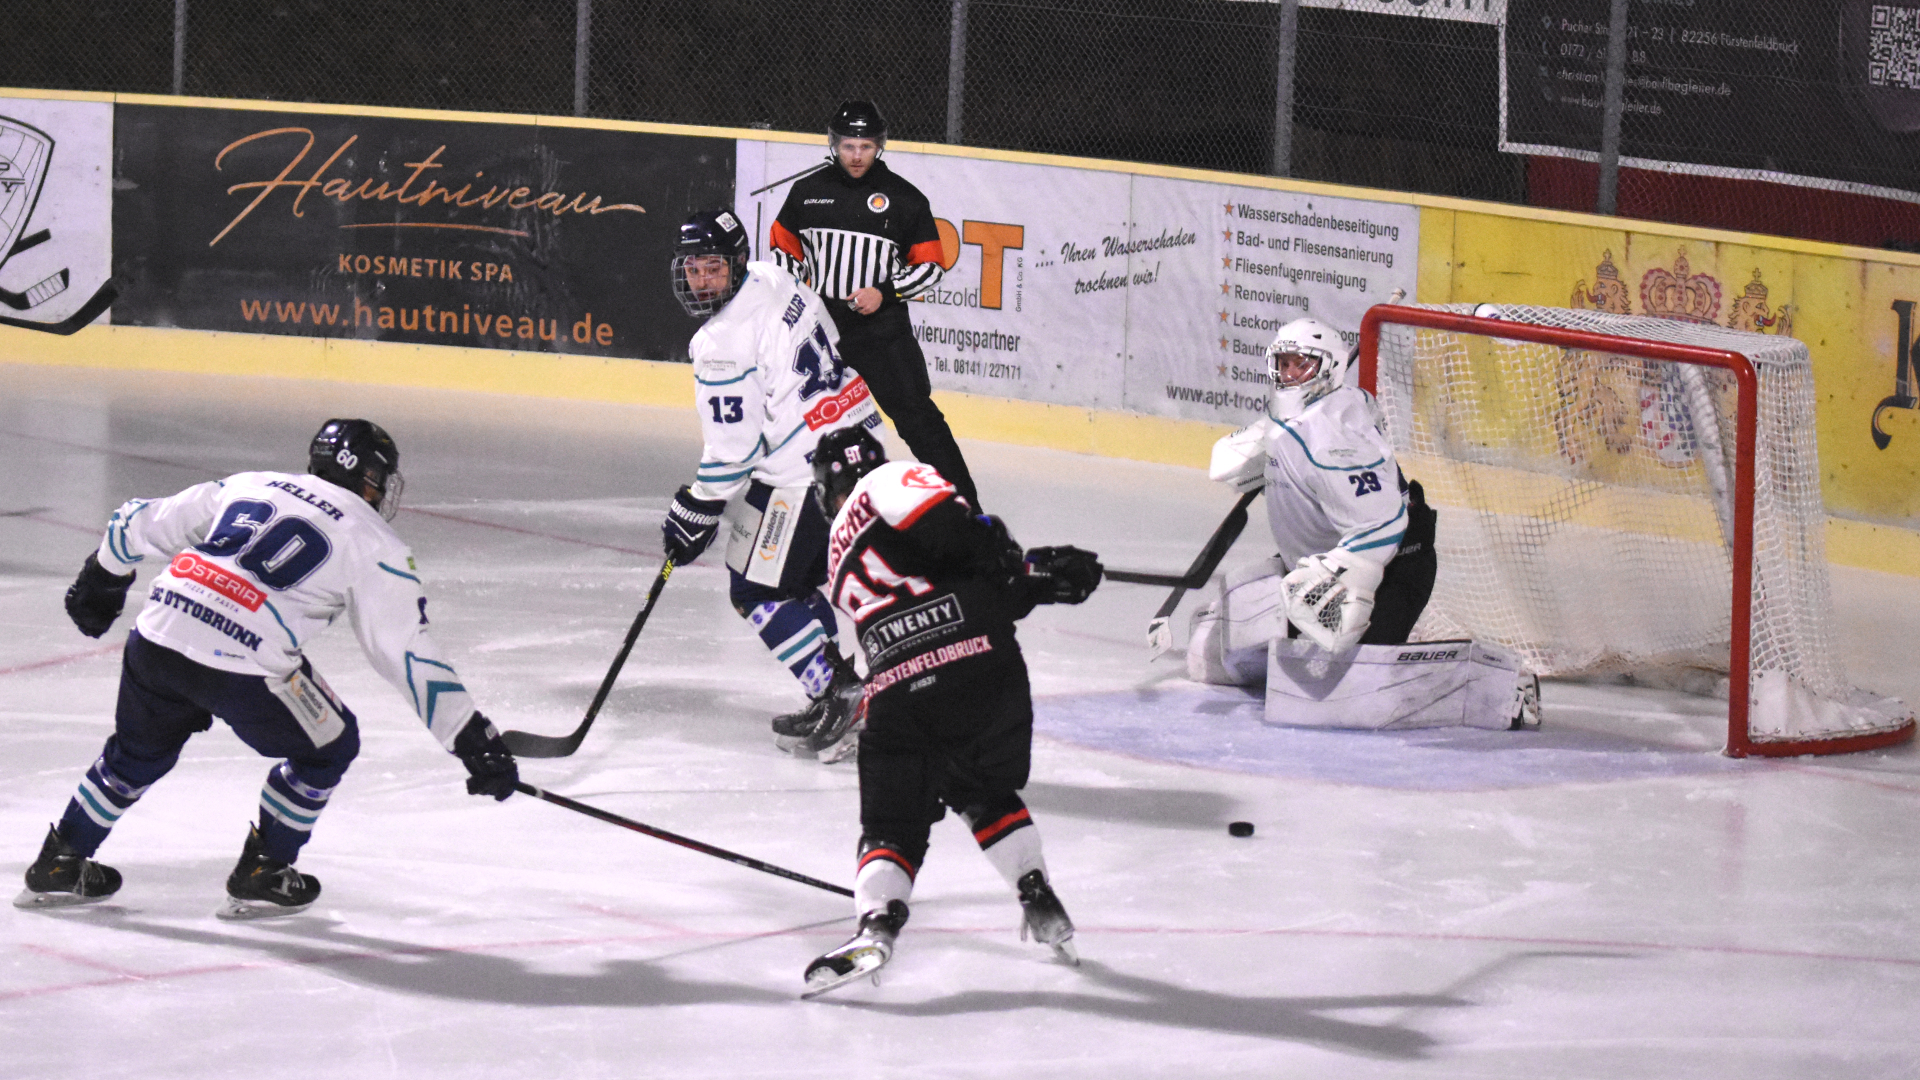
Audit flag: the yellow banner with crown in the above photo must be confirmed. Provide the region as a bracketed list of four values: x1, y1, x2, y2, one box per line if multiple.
[1418, 207, 1920, 530]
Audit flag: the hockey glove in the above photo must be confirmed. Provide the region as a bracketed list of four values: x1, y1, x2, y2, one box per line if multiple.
[65, 553, 136, 639]
[453, 713, 518, 801]
[662, 485, 727, 564]
[1281, 548, 1384, 652]
[1023, 546, 1104, 605]
[980, 515, 1026, 582]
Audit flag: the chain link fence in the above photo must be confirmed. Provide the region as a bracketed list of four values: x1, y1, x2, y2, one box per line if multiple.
[6, 1, 1918, 250]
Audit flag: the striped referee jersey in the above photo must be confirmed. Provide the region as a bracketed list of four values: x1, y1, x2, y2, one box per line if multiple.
[770, 159, 945, 307]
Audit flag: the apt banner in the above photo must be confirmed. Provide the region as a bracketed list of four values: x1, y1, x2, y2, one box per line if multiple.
[735, 142, 1419, 426]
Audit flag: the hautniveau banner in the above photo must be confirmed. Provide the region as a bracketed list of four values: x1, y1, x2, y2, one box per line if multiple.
[111, 103, 736, 361]
[735, 142, 1420, 426]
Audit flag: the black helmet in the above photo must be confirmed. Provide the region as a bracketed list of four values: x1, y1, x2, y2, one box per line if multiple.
[308, 418, 404, 520]
[671, 208, 750, 318]
[812, 424, 887, 514]
[828, 100, 888, 154]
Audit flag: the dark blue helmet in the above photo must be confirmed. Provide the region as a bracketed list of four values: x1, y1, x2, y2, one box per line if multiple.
[309, 418, 403, 520]
[812, 424, 887, 514]
[672, 208, 749, 318]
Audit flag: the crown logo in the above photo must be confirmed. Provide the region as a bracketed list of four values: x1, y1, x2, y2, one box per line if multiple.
[1727, 267, 1790, 335]
[1640, 249, 1722, 324]
[1571, 249, 1632, 313]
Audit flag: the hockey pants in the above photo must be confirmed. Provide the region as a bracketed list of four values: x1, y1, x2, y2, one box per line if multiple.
[56, 631, 360, 864]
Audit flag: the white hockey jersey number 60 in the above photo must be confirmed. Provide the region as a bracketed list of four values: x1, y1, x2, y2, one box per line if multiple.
[194, 499, 333, 591]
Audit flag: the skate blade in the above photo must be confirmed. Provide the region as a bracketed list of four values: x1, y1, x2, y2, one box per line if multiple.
[216, 895, 314, 920]
[1047, 937, 1080, 966]
[801, 949, 889, 1000]
[816, 733, 859, 764]
[13, 887, 111, 910]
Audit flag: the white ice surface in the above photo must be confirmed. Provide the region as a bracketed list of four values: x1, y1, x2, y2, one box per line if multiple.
[2, 364, 1918, 1079]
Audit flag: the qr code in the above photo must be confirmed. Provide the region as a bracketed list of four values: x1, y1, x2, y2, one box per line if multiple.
[1870, 5, 1920, 88]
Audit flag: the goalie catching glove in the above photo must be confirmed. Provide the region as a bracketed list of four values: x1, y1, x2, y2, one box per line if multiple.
[662, 485, 726, 564]
[452, 713, 518, 801]
[65, 553, 136, 638]
[1282, 548, 1383, 652]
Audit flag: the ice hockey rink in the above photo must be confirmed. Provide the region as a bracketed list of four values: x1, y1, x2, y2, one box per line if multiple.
[3, 362, 1917, 1080]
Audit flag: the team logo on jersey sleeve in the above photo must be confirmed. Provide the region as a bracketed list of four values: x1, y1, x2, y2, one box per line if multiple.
[866, 193, 889, 213]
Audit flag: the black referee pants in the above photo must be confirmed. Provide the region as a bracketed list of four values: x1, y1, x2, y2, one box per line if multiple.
[831, 303, 980, 508]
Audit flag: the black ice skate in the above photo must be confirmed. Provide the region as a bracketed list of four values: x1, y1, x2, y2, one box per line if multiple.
[14, 825, 122, 909]
[775, 649, 865, 762]
[219, 825, 320, 920]
[802, 899, 910, 999]
[1017, 869, 1079, 965]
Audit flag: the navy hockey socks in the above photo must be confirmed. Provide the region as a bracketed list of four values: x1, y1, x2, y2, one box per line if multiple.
[56, 755, 156, 857]
[256, 762, 338, 863]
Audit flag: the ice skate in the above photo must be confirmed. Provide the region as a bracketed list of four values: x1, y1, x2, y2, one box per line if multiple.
[14, 825, 122, 909]
[1017, 869, 1078, 965]
[802, 899, 909, 999]
[218, 825, 320, 919]
[802, 662, 865, 761]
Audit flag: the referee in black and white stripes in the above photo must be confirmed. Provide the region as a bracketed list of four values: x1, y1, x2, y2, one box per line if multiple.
[770, 100, 981, 508]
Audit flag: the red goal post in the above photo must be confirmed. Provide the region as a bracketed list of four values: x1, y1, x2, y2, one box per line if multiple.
[1358, 303, 1914, 757]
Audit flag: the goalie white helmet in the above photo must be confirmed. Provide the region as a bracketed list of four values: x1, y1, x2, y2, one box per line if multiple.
[1265, 317, 1348, 421]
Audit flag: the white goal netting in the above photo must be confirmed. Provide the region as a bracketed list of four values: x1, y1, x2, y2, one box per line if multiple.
[1370, 304, 1911, 753]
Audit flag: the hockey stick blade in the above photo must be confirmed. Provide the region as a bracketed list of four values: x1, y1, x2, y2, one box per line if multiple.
[515, 782, 855, 897]
[502, 558, 674, 758]
[1146, 488, 1259, 659]
[0, 279, 116, 336]
[0, 269, 66, 310]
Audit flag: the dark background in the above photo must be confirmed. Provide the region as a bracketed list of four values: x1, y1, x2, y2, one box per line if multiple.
[8, 1, 1920, 252]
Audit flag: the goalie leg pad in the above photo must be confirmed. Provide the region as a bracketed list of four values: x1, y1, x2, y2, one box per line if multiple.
[1264, 638, 1537, 731]
[1186, 561, 1288, 686]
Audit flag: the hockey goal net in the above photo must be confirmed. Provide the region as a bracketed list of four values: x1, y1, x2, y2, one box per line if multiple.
[1359, 303, 1914, 757]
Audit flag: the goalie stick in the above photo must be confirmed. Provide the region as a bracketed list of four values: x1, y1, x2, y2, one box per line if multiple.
[501, 558, 674, 758]
[0, 279, 117, 336]
[515, 781, 854, 897]
[1146, 487, 1260, 659]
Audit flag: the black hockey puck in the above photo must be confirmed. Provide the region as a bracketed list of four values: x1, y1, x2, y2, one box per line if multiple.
[1228, 821, 1255, 837]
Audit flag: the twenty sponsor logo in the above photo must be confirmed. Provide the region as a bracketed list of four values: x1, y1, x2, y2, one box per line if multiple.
[169, 552, 265, 611]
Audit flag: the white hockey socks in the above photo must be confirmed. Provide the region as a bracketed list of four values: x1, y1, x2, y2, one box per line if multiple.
[854, 847, 915, 917]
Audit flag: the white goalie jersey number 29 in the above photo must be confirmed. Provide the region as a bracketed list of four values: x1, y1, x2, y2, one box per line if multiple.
[96, 470, 477, 748]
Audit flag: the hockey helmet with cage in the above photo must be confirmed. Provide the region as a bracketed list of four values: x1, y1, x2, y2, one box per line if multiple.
[309, 418, 404, 521]
[671, 208, 750, 318]
[1265, 317, 1349, 421]
[812, 424, 887, 515]
[828, 100, 888, 155]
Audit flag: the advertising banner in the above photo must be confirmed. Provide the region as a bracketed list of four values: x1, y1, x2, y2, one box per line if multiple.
[736, 142, 1418, 425]
[0, 96, 112, 331]
[112, 103, 736, 361]
[1503, 0, 1920, 200]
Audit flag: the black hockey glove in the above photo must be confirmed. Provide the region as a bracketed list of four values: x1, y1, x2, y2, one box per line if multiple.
[64, 553, 136, 638]
[979, 515, 1026, 583]
[1022, 546, 1104, 605]
[662, 485, 727, 564]
[453, 713, 519, 801]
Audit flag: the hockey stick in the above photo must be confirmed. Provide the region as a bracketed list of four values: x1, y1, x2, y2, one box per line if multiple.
[0, 279, 116, 336]
[515, 781, 855, 897]
[1146, 487, 1260, 659]
[1102, 568, 1193, 588]
[501, 558, 675, 758]
[8, 229, 50, 259]
[749, 161, 830, 197]
[0, 268, 68, 310]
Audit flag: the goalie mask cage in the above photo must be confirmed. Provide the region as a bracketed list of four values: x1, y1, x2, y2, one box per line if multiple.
[1358, 304, 1914, 758]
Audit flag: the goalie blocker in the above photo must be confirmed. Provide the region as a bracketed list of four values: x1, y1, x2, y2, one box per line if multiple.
[1188, 561, 1540, 731]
